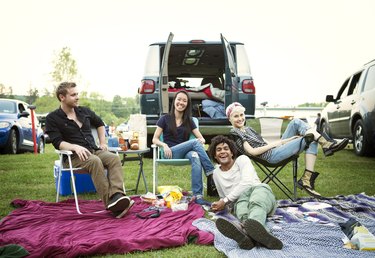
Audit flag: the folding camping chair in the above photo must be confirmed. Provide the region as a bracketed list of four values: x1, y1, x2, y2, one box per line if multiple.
[54, 150, 98, 214]
[258, 117, 284, 142]
[54, 128, 123, 214]
[253, 117, 299, 200]
[249, 154, 299, 201]
[151, 117, 199, 195]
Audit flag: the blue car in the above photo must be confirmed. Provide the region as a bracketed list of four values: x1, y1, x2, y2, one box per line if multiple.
[0, 98, 45, 154]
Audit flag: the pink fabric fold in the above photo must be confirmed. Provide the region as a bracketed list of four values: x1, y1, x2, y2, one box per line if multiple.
[0, 197, 213, 257]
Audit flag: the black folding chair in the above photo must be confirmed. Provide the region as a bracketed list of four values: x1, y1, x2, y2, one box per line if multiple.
[248, 154, 299, 201]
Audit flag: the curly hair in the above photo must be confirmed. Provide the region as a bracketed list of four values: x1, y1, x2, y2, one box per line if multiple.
[208, 135, 237, 164]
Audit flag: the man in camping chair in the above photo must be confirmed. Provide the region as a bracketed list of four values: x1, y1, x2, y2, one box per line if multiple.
[45, 82, 130, 217]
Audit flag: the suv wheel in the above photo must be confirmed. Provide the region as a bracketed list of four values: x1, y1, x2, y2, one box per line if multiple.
[353, 120, 369, 156]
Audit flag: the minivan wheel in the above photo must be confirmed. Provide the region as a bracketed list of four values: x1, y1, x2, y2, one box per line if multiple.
[353, 120, 369, 156]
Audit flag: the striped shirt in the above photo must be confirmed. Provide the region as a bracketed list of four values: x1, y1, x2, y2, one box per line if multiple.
[230, 127, 273, 161]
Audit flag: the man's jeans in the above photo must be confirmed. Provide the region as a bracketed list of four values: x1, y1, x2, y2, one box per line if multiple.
[235, 184, 276, 228]
[268, 119, 318, 163]
[169, 139, 215, 196]
[68, 150, 125, 207]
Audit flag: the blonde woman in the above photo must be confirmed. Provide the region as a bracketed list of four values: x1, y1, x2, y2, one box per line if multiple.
[226, 102, 348, 198]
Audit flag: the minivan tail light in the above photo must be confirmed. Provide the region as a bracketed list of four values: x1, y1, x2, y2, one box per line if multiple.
[242, 79, 255, 94]
[139, 80, 155, 94]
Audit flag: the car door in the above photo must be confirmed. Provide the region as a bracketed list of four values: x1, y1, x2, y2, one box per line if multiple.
[336, 72, 362, 137]
[325, 79, 348, 137]
[159, 32, 174, 115]
[360, 64, 375, 137]
[221, 34, 239, 108]
[17, 103, 34, 147]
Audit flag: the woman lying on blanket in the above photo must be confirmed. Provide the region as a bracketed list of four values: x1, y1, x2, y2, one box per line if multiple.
[152, 90, 215, 205]
[226, 102, 349, 198]
[208, 135, 283, 250]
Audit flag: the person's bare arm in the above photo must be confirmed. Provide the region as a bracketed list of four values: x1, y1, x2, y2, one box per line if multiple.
[152, 126, 172, 158]
[192, 128, 205, 144]
[96, 126, 108, 151]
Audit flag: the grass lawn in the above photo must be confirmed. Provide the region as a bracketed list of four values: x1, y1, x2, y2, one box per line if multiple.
[1, 137, 374, 257]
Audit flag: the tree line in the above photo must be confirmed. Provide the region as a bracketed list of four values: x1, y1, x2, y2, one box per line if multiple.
[1, 47, 140, 126]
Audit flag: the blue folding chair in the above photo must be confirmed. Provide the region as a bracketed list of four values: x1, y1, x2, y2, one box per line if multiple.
[151, 117, 199, 194]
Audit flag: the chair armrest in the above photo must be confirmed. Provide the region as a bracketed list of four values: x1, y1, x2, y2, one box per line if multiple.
[55, 149, 73, 156]
[151, 144, 161, 159]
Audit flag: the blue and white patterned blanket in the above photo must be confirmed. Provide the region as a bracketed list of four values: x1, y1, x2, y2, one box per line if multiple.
[193, 193, 375, 258]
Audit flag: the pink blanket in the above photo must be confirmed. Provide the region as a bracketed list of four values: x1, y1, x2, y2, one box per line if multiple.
[0, 197, 213, 257]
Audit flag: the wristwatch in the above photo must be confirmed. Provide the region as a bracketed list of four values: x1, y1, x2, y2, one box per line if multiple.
[223, 197, 229, 204]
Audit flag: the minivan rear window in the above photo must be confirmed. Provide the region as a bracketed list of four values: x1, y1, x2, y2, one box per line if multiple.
[144, 45, 160, 77]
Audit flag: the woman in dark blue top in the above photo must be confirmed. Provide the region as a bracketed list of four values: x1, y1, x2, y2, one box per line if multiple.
[152, 91, 215, 204]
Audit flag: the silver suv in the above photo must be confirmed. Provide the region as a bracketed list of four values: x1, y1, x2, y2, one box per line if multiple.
[138, 33, 256, 147]
[320, 59, 375, 156]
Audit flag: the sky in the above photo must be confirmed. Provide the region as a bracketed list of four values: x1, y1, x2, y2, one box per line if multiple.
[1, 0, 375, 107]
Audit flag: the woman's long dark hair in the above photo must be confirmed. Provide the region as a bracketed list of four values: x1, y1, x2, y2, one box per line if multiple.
[168, 90, 193, 140]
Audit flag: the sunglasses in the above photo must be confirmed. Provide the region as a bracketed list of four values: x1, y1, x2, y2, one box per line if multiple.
[136, 207, 161, 219]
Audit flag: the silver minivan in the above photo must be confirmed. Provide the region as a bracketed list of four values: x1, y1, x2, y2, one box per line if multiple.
[138, 33, 256, 146]
[320, 59, 375, 156]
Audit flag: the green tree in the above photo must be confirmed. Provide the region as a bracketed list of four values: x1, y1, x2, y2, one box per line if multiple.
[0, 84, 14, 98]
[34, 95, 59, 113]
[26, 86, 39, 104]
[50, 47, 78, 92]
[111, 95, 126, 117]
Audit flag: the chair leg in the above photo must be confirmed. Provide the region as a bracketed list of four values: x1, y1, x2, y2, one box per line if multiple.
[67, 156, 82, 214]
[152, 153, 156, 195]
[292, 159, 298, 201]
[56, 167, 61, 203]
[257, 162, 297, 202]
[56, 157, 64, 203]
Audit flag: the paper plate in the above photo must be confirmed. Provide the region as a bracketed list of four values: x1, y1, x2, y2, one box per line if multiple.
[302, 202, 332, 210]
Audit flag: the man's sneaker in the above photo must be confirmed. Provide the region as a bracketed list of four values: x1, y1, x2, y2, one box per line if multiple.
[216, 218, 255, 250]
[107, 193, 130, 213]
[114, 200, 135, 218]
[243, 219, 283, 250]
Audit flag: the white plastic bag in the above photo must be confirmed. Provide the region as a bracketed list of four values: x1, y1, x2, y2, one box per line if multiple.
[128, 114, 147, 149]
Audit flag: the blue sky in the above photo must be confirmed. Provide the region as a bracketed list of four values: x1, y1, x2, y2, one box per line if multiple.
[1, 0, 375, 106]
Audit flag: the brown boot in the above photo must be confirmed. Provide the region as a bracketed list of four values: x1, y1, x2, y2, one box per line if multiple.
[309, 171, 320, 190]
[318, 136, 349, 156]
[297, 169, 322, 198]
